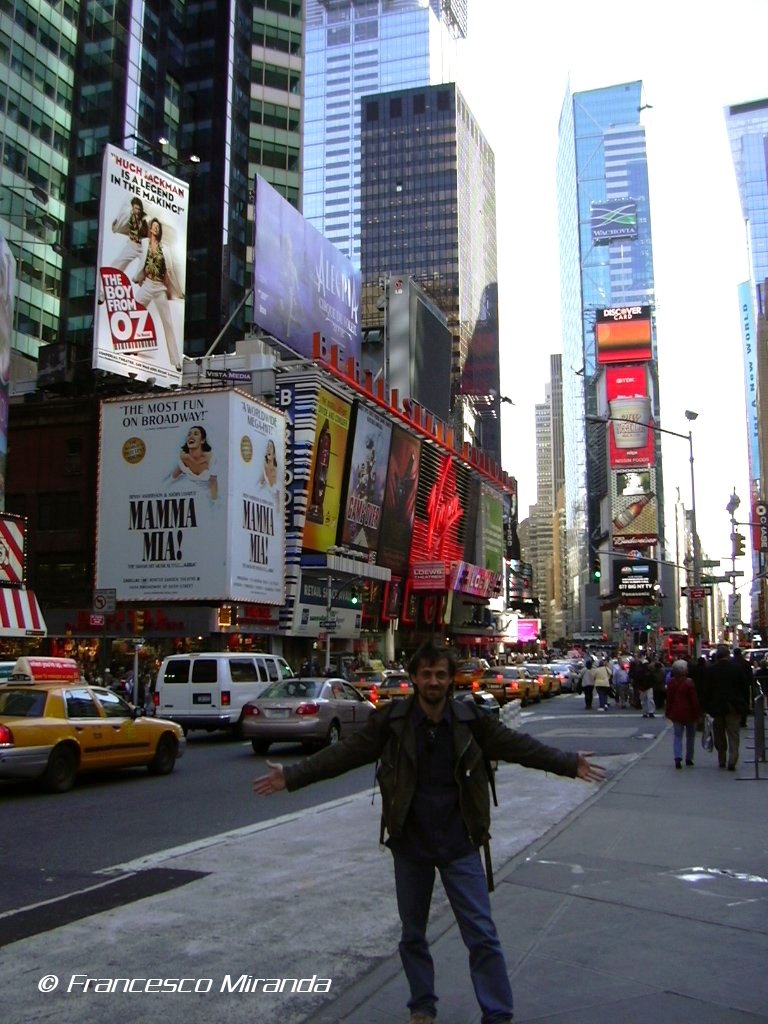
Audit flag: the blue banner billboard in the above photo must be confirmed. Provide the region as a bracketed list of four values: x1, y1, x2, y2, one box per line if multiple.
[252, 175, 361, 365]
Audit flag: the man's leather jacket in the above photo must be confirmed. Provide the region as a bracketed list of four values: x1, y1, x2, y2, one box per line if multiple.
[282, 696, 579, 852]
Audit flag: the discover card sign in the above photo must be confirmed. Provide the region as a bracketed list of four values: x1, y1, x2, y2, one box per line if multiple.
[96, 390, 286, 604]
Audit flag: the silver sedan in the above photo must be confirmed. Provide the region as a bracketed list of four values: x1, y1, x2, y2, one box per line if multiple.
[241, 676, 376, 754]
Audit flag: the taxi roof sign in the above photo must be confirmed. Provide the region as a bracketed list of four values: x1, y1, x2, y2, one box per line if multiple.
[9, 657, 81, 684]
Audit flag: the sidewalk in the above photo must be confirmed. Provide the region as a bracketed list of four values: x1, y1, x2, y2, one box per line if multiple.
[317, 719, 768, 1024]
[3, 717, 767, 1024]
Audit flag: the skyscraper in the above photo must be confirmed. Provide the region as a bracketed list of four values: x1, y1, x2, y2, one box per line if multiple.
[301, 0, 466, 266]
[557, 81, 666, 637]
[725, 96, 768, 631]
[359, 82, 500, 461]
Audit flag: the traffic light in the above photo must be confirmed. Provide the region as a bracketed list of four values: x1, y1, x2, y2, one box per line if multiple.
[732, 532, 746, 557]
[591, 558, 601, 582]
[350, 587, 359, 606]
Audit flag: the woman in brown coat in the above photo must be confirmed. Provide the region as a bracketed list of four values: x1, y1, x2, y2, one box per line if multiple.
[665, 659, 701, 769]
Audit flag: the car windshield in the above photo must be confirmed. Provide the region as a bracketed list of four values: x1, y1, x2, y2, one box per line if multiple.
[0, 689, 47, 717]
[482, 668, 520, 679]
[259, 679, 323, 700]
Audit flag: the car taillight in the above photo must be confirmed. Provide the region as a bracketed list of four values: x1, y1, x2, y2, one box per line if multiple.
[242, 704, 260, 717]
[471, 679, 480, 691]
[296, 702, 320, 716]
[0, 724, 13, 745]
[370, 686, 378, 702]
[152, 692, 159, 706]
[221, 690, 231, 706]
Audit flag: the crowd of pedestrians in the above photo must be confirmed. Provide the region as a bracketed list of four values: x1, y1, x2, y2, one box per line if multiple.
[576, 645, 758, 772]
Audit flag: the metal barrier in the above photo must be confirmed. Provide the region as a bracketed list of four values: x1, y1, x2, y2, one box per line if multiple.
[741, 682, 766, 781]
[753, 684, 765, 765]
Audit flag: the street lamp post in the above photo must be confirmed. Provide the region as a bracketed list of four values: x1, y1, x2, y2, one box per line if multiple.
[586, 411, 702, 658]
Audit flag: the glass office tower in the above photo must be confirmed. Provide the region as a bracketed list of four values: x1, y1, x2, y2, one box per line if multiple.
[360, 82, 500, 462]
[302, 0, 465, 267]
[725, 97, 768, 631]
[557, 81, 666, 637]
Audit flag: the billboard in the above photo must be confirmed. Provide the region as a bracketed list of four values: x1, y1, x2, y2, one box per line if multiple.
[611, 467, 658, 548]
[387, 276, 451, 422]
[605, 364, 655, 468]
[340, 403, 392, 553]
[480, 487, 504, 574]
[590, 198, 638, 244]
[0, 235, 13, 511]
[93, 145, 189, 387]
[378, 427, 421, 575]
[303, 387, 351, 552]
[252, 175, 361, 365]
[614, 557, 657, 604]
[0, 513, 26, 586]
[96, 390, 286, 603]
[595, 306, 652, 364]
[290, 571, 362, 638]
[506, 560, 533, 602]
[738, 282, 760, 510]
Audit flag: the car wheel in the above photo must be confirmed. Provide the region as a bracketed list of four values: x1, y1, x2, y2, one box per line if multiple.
[251, 739, 271, 755]
[42, 745, 78, 794]
[326, 720, 341, 747]
[148, 734, 178, 775]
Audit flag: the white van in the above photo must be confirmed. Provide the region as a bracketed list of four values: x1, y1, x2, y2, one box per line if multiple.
[152, 652, 295, 735]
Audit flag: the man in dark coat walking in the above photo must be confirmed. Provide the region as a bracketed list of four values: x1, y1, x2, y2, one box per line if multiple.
[705, 646, 750, 770]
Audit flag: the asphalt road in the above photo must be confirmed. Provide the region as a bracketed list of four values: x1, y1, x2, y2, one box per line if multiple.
[1, 690, 666, 919]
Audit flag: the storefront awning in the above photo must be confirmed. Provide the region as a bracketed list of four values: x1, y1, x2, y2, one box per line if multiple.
[0, 588, 47, 637]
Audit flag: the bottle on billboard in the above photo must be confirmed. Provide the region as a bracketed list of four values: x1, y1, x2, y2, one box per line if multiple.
[612, 493, 654, 530]
[307, 418, 331, 524]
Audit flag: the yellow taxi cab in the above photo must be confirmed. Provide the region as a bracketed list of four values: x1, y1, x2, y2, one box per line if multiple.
[0, 657, 185, 793]
[523, 663, 562, 698]
[454, 658, 491, 691]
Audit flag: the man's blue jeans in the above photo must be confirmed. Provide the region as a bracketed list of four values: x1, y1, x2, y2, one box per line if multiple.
[392, 849, 514, 1023]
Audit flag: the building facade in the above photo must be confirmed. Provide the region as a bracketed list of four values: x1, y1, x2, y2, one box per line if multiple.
[725, 97, 768, 633]
[1, 0, 303, 376]
[557, 81, 668, 643]
[301, 0, 465, 265]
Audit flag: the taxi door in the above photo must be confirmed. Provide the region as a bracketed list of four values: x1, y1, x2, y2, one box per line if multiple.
[92, 687, 152, 766]
[63, 688, 110, 769]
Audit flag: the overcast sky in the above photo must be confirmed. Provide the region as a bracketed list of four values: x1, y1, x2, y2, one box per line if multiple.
[456, 0, 768, 601]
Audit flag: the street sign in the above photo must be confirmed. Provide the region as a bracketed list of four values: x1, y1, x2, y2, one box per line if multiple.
[728, 593, 742, 624]
[681, 586, 713, 599]
[319, 617, 338, 630]
[93, 588, 116, 614]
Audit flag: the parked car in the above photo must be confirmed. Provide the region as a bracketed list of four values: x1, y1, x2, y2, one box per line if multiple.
[479, 667, 537, 706]
[241, 676, 376, 754]
[0, 657, 185, 793]
[454, 658, 491, 690]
